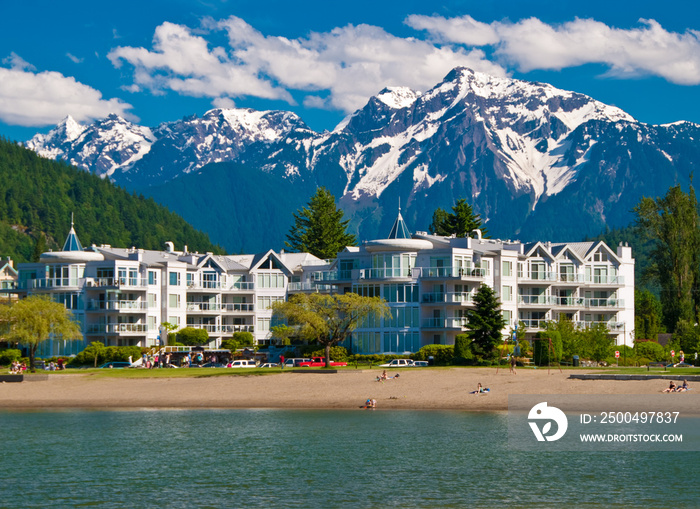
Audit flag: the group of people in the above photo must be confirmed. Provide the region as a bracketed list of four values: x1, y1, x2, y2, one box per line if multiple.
[9, 361, 26, 373]
[662, 380, 690, 392]
[376, 370, 400, 382]
[363, 398, 377, 409]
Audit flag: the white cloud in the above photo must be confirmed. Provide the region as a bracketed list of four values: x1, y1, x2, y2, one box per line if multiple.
[109, 17, 506, 113]
[66, 53, 84, 64]
[2, 52, 36, 71]
[0, 62, 133, 127]
[407, 15, 700, 86]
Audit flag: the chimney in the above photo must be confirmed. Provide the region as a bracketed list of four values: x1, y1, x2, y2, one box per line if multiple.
[472, 229, 482, 240]
[165, 241, 175, 253]
[5, 256, 12, 268]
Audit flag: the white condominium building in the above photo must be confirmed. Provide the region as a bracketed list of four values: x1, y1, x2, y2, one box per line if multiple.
[314, 211, 635, 354]
[9, 223, 329, 357]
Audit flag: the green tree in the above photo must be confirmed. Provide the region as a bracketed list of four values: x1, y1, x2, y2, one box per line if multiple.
[285, 187, 356, 259]
[83, 341, 106, 368]
[0, 295, 82, 372]
[270, 324, 294, 346]
[635, 289, 663, 340]
[465, 284, 506, 360]
[176, 327, 209, 346]
[546, 317, 584, 361]
[533, 331, 563, 366]
[160, 322, 178, 346]
[673, 319, 700, 355]
[585, 323, 614, 362]
[634, 184, 700, 331]
[430, 199, 488, 238]
[222, 331, 256, 351]
[453, 333, 473, 363]
[271, 292, 390, 367]
[31, 233, 46, 262]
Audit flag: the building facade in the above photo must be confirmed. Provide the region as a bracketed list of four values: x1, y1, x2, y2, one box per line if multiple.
[8, 225, 329, 357]
[5, 214, 634, 357]
[314, 212, 635, 354]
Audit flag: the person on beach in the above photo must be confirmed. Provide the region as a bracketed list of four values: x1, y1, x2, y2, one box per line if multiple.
[663, 381, 677, 392]
[677, 380, 689, 392]
[510, 355, 517, 374]
[470, 383, 489, 394]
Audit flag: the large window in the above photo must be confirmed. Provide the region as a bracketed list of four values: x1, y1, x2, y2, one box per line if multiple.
[169, 271, 180, 286]
[257, 317, 271, 332]
[384, 284, 419, 303]
[353, 332, 382, 354]
[352, 284, 380, 297]
[148, 271, 157, 285]
[502, 285, 512, 302]
[148, 293, 157, 308]
[168, 294, 180, 308]
[383, 332, 420, 353]
[257, 296, 284, 309]
[386, 307, 420, 328]
[502, 261, 512, 277]
[257, 273, 285, 288]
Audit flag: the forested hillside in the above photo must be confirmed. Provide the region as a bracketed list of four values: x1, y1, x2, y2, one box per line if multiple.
[0, 138, 223, 262]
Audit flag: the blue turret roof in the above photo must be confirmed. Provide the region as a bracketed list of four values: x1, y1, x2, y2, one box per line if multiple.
[62, 216, 84, 252]
[388, 209, 411, 239]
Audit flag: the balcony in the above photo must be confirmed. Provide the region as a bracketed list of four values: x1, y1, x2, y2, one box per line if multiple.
[225, 281, 255, 292]
[85, 277, 148, 289]
[24, 278, 82, 289]
[86, 323, 149, 334]
[359, 268, 416, 280]
[519, 319, 548, 330]
[586, 298, 624, 308]
[518, 295, 556, 306]
[187, 324, 255, 334]
[421, 267, 487, 279]
[422, 292, 474, 304]
[518, 272, 557, 283]
[87, 300, 148, 311]
[553, 274, 625, 285]
[313, 270, 354, 282]
[422, 317, 468, 329]
[575, 321, 626, 331]
[187, 281, 222, 291]
[288, 282, 332, 292]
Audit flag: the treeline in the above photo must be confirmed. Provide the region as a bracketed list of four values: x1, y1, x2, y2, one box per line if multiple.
[0, 137, 224, 262]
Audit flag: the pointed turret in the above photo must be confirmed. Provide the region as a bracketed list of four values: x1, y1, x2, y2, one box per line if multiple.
[387, 208, 411, 240]
[62, 213, 84, 252]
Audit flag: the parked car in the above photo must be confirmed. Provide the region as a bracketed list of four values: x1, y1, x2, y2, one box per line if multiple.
[413, 361, 429, 367]
[297, 357, 348, 367]
[228, 360, 257, 368]
[378, 359, 415, 368]
[283, 358, 313, 367]
[98, 361, 132, 369]
[259, 363, 279, 368]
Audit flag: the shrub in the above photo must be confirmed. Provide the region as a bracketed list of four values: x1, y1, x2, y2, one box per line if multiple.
[308, 346, 349, 361]
[412, 345, 454, 365]
[176, 327, 209, 346]
[0, 348, 22, 366]
[635, 341, 666, 362]
[453, 334, 474, 365]
[533, 331, 562, 366]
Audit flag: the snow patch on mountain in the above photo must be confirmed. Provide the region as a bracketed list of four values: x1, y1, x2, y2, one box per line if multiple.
[375, 87, 420, 109]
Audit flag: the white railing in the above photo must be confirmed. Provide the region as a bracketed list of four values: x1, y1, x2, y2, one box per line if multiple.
[422, 317, 468, 328]
[575, 321, 625, 331]
[360, 268, 415, 279]
[187, 324, 255, 333]
[27, 278, 81, 289]
[518, 295, 556, 305]
[422, 292, 474, 304]
[85, 277, 148, 288]
[226, 281, 255, 291]
[87, 300, 148, 311]
[87, 323, 149, 334]
[187, 281, 222, 290]
[519, 319, 548, 329]
[518, 272, 557, 282]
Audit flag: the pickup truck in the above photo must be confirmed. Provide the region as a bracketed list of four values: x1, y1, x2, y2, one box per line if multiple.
[297, 357, 348, 367]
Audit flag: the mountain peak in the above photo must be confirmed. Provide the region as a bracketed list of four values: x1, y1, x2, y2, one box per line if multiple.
[375, 87, 420, 109]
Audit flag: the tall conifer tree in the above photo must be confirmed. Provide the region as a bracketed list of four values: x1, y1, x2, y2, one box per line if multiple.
[634, 184, 700, 332]
[285, 187, 356, 259]
[430, 199, 488, 237]
[465, 284, 506, 359]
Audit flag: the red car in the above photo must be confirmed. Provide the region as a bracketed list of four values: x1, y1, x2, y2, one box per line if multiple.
[297, 357, 348, 367]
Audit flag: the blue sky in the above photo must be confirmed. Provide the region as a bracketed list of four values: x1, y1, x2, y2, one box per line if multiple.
[1, 0, 699, 141]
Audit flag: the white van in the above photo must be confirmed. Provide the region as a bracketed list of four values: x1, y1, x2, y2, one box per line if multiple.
[229, 360, 257, 368]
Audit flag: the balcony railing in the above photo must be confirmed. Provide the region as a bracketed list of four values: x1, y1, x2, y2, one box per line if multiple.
[87, 323, 149, 334]
[422, 267, 486, 278]
[226, 281, 255, 291]
[518, 295, 556, 306]
[422, 317, 468, 329]
[360, 268, 415, 279]
[85, 277, 148, 288]
[187, 281, 222, 290]
[575, 321, 625, 331]
[288, 282, 332, 292]
[422, 292, 474, 304]
[519, 319, 548, 329]
[518, 272, 557, 282]
[187, 324, 255, 334]
[25, 278, 81, 289]
[186, 302, 255, 312]
[87, 300, 148, 311]
[313, 270, 354, 281]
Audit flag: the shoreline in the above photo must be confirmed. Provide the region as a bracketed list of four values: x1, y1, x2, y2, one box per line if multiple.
[2, 368, 691, 411]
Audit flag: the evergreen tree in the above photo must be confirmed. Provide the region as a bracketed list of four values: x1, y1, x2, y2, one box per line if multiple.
[465, 284, 506, 359]
[430, 199, 488, 238]
[634, 184, 700, 331]
[285, 187, 356, 259]
[31, 233, 46, 262]
[634, 289, 664, 340]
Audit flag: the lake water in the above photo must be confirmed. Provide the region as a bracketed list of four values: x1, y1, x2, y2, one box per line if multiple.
[1, 409, 696, 508]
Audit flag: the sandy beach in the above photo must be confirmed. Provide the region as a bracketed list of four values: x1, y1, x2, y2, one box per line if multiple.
[0, 368, 687, 411]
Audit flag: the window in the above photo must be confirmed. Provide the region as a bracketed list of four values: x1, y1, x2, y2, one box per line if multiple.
[503, 310, 512, 324]
[257, 317, 271, 332]
[383, 284, 419, 303]
[502, 286, 512, 302]
[148, 316, 157, 330]
[387, 307, 420, 328]
[257, 296, 284, 309]
[502, 261, 512, 277]
[169, 271, 180, 286]
[186, 273, 194, 287]
[593, 250, 609, 262]
[168, 316, 180, 327]
[257, 273, 285, 288]
[481, 259, 491, 276]
[148, 271, 157, 285]
[148, 293, 157, 308]
[168, 294, 180, 308]
[352, 284, 380, 297]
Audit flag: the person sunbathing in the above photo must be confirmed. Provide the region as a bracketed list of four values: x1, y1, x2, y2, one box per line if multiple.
[662, 381, 677, 393]
[470, 383, 490, 394]
[676, 380, 689, 392]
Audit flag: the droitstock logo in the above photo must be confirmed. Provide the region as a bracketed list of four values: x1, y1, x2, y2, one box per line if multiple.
[528, 402, 568, 442]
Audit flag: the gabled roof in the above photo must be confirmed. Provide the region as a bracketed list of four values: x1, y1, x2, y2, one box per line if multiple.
[522, 241, 555, 261]
[550, 244, 585, 263]
[584, 241, 621, 263]
[0, 261, 17, 277]
[250, 249, 293, 274]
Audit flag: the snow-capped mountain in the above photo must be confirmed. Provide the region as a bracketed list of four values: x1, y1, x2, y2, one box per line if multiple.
[25, 67, 700, 252]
